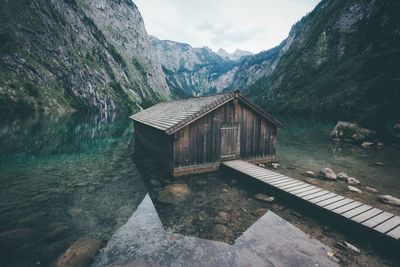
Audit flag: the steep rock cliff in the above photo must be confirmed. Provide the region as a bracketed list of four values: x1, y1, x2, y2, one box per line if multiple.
[248, 0, 400, 127]
[150, 34, 292, 96]
[0, 0, 169, 113]
[149, 36, 236, 96]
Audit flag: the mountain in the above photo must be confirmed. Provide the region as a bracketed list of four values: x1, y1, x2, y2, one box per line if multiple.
[2, 0, 398, 129]
[151, 0, 400, 129]
[248, 0, 400, 128]
[149, 36, 236, 96]
[0, 0, 170, 113]
[150, 36, 287, 96]
[217, 48, 253, 61]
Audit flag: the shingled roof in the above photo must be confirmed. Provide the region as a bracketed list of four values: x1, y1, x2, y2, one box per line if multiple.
[130, 91, 283, 134]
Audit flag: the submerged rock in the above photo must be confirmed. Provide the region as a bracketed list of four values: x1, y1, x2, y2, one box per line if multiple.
[198, 211, 208, 221]
[54, 238, 101, 267]
[378, 195, 400, 206]
[365, 186, 378, 193]
[347, 177, 361, 185]
[149, 179, 161, 187]
[17, 212, 47, 226]
[336, 172, 349, 181]
[0, 228, 38, 249]
[303, 171, 316, 178]
[67, 208, 82, 218]
[320, 168, 337, 180]
[45, 223, 70, 241]
[393, 123, 400, 139]
[252, 208, 268, 217]
[158, 184, 191, 204]
[290, 211, 302, 218]
[194, 179, 208, 185]
[304, 178, 320, 185]
[337, 241, 360, 254]
[374, 161, 385, 166]
[215, 211, 231, 225]
[377, 142, 384, 148]
[255, 193, 275, 203]
[212, 224, 233, 242]
[361, 142, 374, 149]
[347, 186, 362, 194]
[271, 163, 280, 169]
[272, 204, 284, 211]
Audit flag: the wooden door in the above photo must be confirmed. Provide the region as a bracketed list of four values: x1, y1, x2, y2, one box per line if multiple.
[220, 123, 240, 161]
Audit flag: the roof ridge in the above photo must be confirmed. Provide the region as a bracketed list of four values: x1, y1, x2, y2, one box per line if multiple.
[165, 93, 235, 134]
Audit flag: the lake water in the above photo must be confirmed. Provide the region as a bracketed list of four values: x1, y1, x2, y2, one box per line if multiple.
[0, 113, 145, 266]
[0, 113, 398, 266]
[277, 118, 400, 197]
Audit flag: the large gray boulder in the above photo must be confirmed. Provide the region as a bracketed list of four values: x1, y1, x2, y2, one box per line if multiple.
[347, 177, 361, 185]
[336, 172, 349, 181]
[347, 186, 362, 194]
[378, 195, 400, 206]
[331, 121, 375, 143]
[320, 168, 337, 180]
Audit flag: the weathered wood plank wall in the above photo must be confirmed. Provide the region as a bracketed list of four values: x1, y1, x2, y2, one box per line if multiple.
[173, 99, 277, 169]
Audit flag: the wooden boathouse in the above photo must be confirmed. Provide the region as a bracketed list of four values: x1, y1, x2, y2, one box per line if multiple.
[130, 91, 283, 176]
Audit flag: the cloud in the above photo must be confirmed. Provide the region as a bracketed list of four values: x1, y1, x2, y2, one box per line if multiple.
[134, 0, 320, 53]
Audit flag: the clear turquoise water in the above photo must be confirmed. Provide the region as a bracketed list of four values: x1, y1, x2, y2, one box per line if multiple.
[277, 118, 400, 196]
[0, 113, 147, 266]
[0, 114, 398, 266]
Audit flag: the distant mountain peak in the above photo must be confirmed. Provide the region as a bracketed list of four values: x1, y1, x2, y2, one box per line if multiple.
[216, 48, 253, 61]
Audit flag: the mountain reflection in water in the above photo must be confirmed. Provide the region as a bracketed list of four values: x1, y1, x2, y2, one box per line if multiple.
[93, 194, 338, 267]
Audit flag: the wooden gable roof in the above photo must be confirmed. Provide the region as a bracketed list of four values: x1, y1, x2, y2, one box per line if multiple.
[130, 91, 283, 135]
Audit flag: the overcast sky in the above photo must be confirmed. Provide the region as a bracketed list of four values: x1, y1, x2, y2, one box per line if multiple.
[134, 0, 320, 54]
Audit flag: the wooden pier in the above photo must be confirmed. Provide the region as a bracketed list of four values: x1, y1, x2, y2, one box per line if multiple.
[221, 160, 400, 245]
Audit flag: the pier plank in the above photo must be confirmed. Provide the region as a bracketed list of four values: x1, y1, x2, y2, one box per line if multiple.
[277, 181, 304, 189]
[289, 185, 317, 195]
[294, 188, 324, 198]
[351, 208, 383, 223]
[387, 226, 400, 239]
[341, 205, 373, 219]
[362, 212, 394, 228]
[270, 180, 299, 187]
[373, 216, 400, 234]
[324, 198, 355, 211]
[332, 201, 363, 215]
[316, 195, 346, 207]
[308, 193, 337, 204]
[285, 184, 311, 192]
[302, 190, 331, 200]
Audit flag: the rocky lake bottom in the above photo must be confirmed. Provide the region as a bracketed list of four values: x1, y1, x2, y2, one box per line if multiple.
[0, 113, 399, 266]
